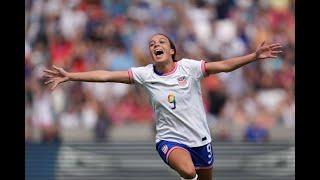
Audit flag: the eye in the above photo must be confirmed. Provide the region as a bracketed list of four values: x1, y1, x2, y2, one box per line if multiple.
[160, 41, 165, 44]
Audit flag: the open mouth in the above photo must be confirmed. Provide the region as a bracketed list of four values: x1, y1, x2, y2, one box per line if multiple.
[154, 49, 164, 57]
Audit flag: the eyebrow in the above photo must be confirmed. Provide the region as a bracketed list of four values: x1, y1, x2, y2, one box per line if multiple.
[149, 38, 167, 44]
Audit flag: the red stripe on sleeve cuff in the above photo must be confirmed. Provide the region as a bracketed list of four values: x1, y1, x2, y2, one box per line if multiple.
[201, 60, 209, 77]
[128, 69, 134, 84]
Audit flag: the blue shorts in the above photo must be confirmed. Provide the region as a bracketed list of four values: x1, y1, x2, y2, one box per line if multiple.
[156, 140, 214, 169]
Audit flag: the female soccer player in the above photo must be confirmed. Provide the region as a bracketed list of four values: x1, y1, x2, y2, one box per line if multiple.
[43, 34, 282, 180]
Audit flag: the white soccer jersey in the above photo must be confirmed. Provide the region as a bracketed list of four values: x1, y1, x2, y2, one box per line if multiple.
[128, 58, 211, 147]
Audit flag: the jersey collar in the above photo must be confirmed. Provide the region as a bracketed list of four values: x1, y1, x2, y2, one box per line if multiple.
[153, 62, 178, 76]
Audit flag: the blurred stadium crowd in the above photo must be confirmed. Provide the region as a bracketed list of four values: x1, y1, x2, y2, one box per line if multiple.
[25, 0, 294, 143]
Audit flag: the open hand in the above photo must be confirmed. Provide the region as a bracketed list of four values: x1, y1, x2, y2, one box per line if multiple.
[255, 41, 282, 60]
[43, 65, 70, 90]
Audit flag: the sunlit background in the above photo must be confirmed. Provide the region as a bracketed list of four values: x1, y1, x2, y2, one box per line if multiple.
[25, 0, 295, 179]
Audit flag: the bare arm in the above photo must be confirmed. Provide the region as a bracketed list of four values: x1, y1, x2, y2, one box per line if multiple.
[205, 42, 282, 74]
[43, 66, 131, 90]
[67, 70, 130, 83]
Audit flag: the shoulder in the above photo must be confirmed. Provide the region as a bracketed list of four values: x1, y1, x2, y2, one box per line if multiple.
[178, 58, 207, 78]
[178, 58, 205, 70]
[178, 58, 192, 65]
[131, 64, 154, 73]
[178, 58, 204, 66]
[130, 64, 154, 82]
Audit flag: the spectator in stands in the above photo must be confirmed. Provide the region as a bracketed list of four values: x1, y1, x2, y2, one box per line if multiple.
[94, 101, 111, 142]
[244, 121, 270, 143]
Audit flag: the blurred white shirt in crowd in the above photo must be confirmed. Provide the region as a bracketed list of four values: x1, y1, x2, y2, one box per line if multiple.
[218, 68, 248, 99]
[256, 89, 286, 113]
[282, 102, 295, 128]
[59, 111, 80, 130]
[59, 6, 87, 41]
[51, 88, 66, 115]
[32, 92, 54, 128]
[81, 105, 98, 130]
[43, 0, 62, 17]
[82, 83, 129, 106]
[185, 3, 213, 46]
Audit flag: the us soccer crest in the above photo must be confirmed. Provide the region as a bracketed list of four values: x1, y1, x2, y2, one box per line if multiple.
[177, 76, 187, 87]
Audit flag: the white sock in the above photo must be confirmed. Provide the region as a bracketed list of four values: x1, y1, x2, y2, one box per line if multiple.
[180, 174, 198, 180]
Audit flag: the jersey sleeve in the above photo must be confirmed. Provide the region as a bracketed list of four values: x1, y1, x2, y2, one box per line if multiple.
[181, 58, 209, 80]
[128, 66, 149, 85]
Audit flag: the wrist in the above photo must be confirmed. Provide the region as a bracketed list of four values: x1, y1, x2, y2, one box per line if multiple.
[251, 52, 258, 60]
[65, 72, 72, 81]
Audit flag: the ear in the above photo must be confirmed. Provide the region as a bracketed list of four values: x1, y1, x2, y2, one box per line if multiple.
[170, 49, 175, 55]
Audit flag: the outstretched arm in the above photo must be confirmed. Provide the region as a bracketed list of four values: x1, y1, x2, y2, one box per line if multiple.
[43, 65, 131, 90]
[205, 42, 282, 74]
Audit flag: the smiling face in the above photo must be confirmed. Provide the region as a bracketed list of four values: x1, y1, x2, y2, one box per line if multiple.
[149, 34, 175, 63]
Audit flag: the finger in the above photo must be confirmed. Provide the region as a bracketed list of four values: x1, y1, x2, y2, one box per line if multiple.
[260, 45, 270, 51]
[269, 43, 281, 47]
[45, 79, 54, 85]
[52, 65, 62, 72]
[272, 50, 282, 54]
[51, 82, 59, 90]
[260, 41, 266, 47]
[61, 77, 69, 83]
[270, 46, 282, 51]
[269, 44, 282, 48]
[268, 55, 278, 58]
[43, 69, 59, 75]
[269, 44, 282, 49]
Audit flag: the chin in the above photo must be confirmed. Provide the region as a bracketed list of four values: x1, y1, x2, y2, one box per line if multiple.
[152, 56, 170, 63]
[153, 59, 166, 63]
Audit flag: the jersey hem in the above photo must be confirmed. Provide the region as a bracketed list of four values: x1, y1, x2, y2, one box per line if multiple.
[155, 137, 212, 148]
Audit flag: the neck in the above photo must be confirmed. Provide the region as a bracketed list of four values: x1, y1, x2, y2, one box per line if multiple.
[154, 60, 175, 75]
